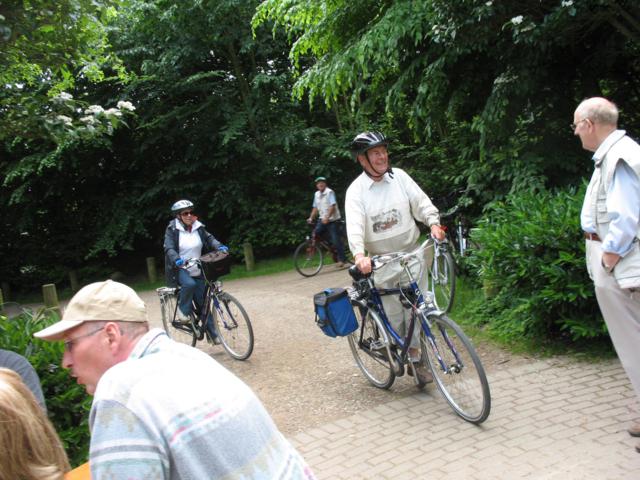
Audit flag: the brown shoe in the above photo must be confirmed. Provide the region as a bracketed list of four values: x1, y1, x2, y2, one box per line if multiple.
[407, 362, 433, 384]
[628, 423, 640, 437]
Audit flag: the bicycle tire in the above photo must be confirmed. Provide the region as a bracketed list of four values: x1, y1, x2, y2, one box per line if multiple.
[347, 302, 396, 389]
[293, 240, 324, 277]
[431, 249, 456, 313]
[213, 292, 254, 360]
[160, 293, 196, 347]
[420, 314, 490, 424]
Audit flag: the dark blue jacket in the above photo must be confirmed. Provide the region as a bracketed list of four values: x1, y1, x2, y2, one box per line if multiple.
[163, 219, 222, 287]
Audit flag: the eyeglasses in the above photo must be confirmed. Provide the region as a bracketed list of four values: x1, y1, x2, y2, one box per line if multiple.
[180, 211, 194, 217]
[64, 327, 104, 353]
[570, 118, 590, 131]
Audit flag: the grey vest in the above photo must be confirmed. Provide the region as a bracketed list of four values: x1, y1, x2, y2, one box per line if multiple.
[586, 133, 640, 289]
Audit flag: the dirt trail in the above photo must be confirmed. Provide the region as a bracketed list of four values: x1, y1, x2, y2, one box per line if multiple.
[140, 267, 524, 435]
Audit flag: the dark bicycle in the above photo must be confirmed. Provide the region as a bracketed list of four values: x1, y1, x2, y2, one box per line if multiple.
[347, 239, 491, 424]
[293, 221, 353, 277]
[156, 252, 254, 360]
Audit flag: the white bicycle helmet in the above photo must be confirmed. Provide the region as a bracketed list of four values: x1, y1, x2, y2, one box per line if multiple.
[171, 199, 194, 215]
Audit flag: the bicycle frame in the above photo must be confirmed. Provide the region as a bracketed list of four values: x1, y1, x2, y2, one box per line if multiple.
[352, 241, 463, 373]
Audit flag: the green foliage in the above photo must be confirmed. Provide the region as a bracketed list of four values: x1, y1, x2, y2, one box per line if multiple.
[0, 308, 92, 467]
[467, 186, 607, 343]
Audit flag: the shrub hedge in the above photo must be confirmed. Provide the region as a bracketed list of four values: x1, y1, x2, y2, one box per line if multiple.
[0, 308, 91, 467]
[467, 185, 608, 344]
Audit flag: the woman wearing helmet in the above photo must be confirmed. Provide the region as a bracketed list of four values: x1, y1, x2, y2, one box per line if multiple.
[345, 131, 446, 384]
[163, 200, 228, 338]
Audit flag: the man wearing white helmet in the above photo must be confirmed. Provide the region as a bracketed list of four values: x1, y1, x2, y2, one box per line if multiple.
[345, 131, 446, 384]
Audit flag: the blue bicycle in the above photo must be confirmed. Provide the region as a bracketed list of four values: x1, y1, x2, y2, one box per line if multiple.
[347, 240, 491, 424]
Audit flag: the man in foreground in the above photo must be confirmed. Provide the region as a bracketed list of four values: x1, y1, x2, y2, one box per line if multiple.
[574, 97, 640, 451]
[34, 280, 315, 479]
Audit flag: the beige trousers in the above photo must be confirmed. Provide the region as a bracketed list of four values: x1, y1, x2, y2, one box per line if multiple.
[374, 243, 434, 352]
[587, 239, 640, 398]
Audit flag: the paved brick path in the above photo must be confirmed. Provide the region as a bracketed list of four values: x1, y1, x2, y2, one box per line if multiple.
[291, 357, 640, 479]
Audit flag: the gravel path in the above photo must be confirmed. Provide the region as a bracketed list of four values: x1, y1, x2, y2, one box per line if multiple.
[142, 267, 527, 435]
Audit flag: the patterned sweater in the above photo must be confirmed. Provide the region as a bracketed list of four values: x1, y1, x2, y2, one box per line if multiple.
[89, 329, 315, 480]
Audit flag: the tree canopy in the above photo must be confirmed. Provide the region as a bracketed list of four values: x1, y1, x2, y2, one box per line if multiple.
[2, 0, 639, 296]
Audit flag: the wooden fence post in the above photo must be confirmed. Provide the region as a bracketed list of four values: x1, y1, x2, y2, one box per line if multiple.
[42, 284, 61, 316]
[1, 282, 10, 302]
[69, 270, 80, 293]
[146, 257, 157, 283]
[243, 242, 255, 271]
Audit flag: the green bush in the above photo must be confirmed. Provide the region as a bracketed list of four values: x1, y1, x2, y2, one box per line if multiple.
[467, 185, 607, 344]
[0, 308, 91, 467]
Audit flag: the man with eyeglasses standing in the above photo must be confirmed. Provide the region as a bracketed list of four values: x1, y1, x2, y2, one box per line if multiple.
[574, 97, 640, 451]
[34, 280, 316, 479]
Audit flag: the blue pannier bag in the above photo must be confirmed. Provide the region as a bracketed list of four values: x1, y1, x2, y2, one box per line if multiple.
[313, 288, 358, 337]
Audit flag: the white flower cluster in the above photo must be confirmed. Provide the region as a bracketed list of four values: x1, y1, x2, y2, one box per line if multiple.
[561, 0, 573, 6]
[85, 105, 105, 115]
[105, 108, 122, 117]
[511, 15, 524, 25]
[117, 100, 136, 111]
[55, 92, 74, 101]
[56, 115, 73, 126]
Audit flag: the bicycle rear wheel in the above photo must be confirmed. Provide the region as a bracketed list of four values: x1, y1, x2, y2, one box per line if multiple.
[431, 249, 456, 313]
[421, 314, 490, 424]
[347, 303, 395, 389]
[294, 240, 324, 277]
[160, 293, 196, 347]
[213, 292, 254, 360]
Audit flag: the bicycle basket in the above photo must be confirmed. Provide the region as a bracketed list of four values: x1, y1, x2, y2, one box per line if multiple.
[199, 251, 231, 279]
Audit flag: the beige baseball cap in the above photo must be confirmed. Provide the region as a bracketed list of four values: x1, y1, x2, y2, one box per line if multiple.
[34, 280, 148, 341]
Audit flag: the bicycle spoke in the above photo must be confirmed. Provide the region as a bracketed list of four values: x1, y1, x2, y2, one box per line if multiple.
[213, 292, 254, 360]
[158, 290, 196, 347]
[421, 314, 490, 424]
[347, 304, 395, 389]
[294, 240, 324, 277]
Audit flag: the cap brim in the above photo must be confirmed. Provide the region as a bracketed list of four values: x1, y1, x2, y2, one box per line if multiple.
[33, 319, 84, 341]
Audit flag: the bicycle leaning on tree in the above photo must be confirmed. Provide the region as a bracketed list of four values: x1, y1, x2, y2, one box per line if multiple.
[156, 252, 254, 360]
[346, 239, 491, 424]
[293, 221, 353, 277]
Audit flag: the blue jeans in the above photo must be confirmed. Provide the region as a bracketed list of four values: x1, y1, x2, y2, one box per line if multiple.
[315, 220, 346, 262]
[177, 270, 216, 337]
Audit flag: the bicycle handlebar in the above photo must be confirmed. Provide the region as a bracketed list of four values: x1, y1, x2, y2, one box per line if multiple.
[371, 238, 433, 270]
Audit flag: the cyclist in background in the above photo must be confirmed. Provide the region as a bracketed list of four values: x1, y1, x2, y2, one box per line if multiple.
[345, 131, 446, 384]
[306, 176, 347, 267]
[163, 200, 228, 340]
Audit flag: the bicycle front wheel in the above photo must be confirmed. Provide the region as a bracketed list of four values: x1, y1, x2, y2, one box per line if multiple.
[294, 240, 323, 277]
[348, 303, 396, 389]
[421, 314, 490, 424]
[431, 250, 456, 313]
[213, 292, 254, 360]
[160, 293, 196, 347]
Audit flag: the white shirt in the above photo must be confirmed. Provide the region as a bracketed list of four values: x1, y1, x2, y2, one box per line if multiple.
[176, 219, 204, 277]
[345, 168, 440, 256]
[581, 130, 640, 255]
[313, 187, 341, 221]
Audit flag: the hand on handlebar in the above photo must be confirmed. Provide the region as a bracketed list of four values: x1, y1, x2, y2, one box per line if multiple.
[355, 255, 372, 274]
[430, 224, 446, 242]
